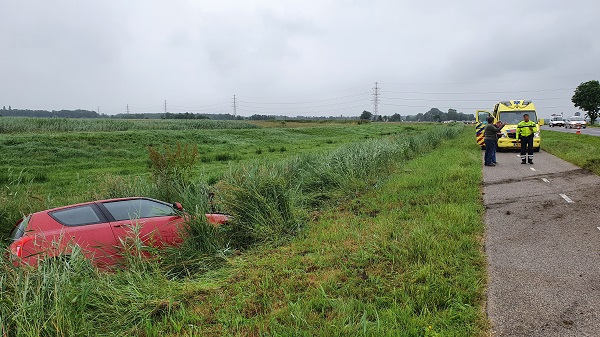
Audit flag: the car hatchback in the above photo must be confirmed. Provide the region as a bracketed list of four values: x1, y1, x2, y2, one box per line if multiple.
[7, 197, 227, 267]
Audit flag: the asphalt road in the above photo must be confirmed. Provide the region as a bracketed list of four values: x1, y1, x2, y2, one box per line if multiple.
[541, 125, 600, 136]
[484, 150, 600, 336]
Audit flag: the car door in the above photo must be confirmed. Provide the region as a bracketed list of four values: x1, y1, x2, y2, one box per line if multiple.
[99, 199, 186, 249]
[475, 110, 492, 148]
[48, 204, 119, 266]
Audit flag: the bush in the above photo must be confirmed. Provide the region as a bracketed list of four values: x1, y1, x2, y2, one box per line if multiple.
[217, 165, 299, 248]
[215, 125, 463, 249]
[147, 143, 198, 201]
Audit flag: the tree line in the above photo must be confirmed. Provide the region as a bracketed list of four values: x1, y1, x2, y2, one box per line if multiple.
[0, 106, 474, 122]
[360, 108, 474, 122]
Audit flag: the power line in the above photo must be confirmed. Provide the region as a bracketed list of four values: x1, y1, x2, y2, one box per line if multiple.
[237, 97, 368, 110]
[379, 88, 575, 95]
[237, 92, 370, 105]
[239, 104, 367, 115]
[381, 97, 570, 102]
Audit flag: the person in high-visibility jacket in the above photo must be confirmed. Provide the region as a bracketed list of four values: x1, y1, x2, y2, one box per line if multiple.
[516, 114, 537, 164]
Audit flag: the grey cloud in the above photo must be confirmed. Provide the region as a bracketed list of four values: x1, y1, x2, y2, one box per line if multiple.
[1, 0, 599, 117]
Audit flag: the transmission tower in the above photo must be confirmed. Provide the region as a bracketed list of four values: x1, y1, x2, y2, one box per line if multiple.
[232, 94, 237, 116]
[126, 104, 129, 114]
[164, 100, 167, 113]
[371, 82, 380, 120]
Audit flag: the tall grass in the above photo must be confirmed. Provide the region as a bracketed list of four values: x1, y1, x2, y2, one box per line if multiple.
[147, 143, 199, 202]
[0, 169, 52, 241]
[216, 125, 462, 249]
[0, 247, 97, 337]
[184, 127, 487, 336]
[0, 117, 258, 133]
[0, 124, 464, 336]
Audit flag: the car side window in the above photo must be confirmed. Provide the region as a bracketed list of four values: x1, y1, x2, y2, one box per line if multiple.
[50, 205, 103, 227]
[102, 199, 176, 221]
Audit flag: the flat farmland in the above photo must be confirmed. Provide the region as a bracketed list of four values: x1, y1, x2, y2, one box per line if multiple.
[0, 118, 425, 198]
[0, 119, 489, 336]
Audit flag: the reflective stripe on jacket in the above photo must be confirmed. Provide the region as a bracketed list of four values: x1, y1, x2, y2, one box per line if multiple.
[517, 121, 536, 139]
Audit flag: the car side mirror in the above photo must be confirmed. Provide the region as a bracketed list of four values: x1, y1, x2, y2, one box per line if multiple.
[173, 202, 184, 211]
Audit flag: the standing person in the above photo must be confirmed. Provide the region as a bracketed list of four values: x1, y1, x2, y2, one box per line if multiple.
[517, 114, 537, 164]
[493, 120, 503, 164]
[484, 117, 505, 166]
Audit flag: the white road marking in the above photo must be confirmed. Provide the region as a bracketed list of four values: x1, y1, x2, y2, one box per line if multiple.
[542, 178, 550, 183]
[597, 227, 600, 231]
[516, 154, 521, 158]
[530, 167, 536, 171]
[559, 194, 574, 203]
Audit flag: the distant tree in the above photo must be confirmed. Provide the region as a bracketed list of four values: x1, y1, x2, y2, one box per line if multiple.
[8, 106, 11, 110]
[376, 115, 383, 122]
[423, 108, 443, 122]
[2, 106, 5, 110]
[249, 114, 275, 120]
[389, 113, 402, 122]
[572, 80, 600, 125]
[447, 108, 458, 121]
[360, 110, 372, 120]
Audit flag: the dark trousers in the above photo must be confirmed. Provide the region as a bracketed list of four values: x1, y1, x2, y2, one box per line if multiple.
[484, 139, 496, 165]
[520, 135, 534, 162]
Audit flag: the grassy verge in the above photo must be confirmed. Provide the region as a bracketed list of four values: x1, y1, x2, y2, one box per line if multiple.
[1, 125, 487, 336]
[178, 127, 487, 336]
[541, 130, 600, 175]
[0, 122, 425, 237]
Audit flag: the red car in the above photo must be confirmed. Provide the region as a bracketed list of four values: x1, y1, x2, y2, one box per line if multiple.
[7, 197, 228, 267]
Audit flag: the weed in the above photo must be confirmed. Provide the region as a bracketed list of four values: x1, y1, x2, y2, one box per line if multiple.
[147, 143, 198, 201]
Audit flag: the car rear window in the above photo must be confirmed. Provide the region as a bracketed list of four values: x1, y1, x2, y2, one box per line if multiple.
[50, 205, 103, 227]
[9, 215, 30, 241]
[102, 199, 176, 221]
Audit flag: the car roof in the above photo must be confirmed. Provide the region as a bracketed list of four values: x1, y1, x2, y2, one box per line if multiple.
[31, 197, 162, 215]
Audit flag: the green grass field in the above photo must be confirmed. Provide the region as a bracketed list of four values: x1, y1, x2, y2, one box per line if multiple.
[541, 129, 600, 175]
[4, 121, 598, 336]
[1, 120, 489, 336]
[181, 129, 487, 336]
[0, 118, 429, 235]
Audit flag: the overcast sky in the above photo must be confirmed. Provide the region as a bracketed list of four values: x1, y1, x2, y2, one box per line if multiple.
[1, 0, 599, 118]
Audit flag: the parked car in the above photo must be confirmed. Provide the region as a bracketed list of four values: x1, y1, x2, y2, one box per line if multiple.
[548, 116, 565, 127]
[7, 197, 228, 267]
[564, 116, 587, 129]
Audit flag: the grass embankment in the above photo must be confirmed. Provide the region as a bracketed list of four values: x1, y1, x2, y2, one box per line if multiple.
[188, 127, 487, 336]
[541, 130, 600, 175]
[1, 125, 487, 336]
[0, 120, 422, 237]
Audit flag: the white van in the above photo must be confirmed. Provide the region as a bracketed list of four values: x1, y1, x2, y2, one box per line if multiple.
[548, 116, 565, 127]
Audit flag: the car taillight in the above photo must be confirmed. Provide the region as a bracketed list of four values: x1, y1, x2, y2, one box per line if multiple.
[10, 236, 33, 258]
[205, 213, 230, 225]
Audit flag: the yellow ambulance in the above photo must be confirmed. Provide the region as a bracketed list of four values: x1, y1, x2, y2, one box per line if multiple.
[493, 100, 540, 152]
